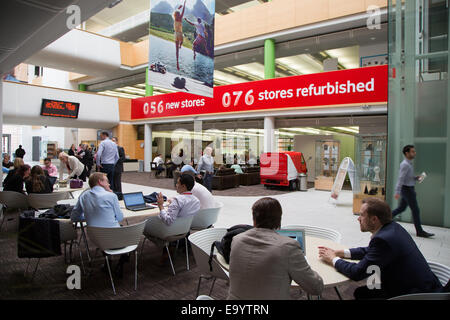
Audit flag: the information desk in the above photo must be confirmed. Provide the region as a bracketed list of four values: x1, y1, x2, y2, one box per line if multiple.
[216, 235, 354, 289]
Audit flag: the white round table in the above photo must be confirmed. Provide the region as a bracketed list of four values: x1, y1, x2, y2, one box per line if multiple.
[216, 235, 353, 288]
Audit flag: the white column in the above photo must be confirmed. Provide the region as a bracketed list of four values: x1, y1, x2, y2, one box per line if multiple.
[193, 120, 203, 164]
[264, 116, 275, 153]
[144, 123, 152, 172]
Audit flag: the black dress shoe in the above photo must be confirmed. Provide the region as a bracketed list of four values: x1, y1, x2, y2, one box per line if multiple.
[417, 231, 435, 238]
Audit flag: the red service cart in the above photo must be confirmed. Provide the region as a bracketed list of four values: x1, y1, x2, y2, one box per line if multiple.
[260, 152, 307, 191]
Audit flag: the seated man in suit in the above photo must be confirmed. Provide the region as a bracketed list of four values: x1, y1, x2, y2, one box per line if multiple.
[319, 198, 443, 299]
[228, 197, 324, 300]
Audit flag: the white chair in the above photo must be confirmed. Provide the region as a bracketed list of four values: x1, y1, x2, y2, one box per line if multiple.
[281, 224, 342, 243]
[0, 191, 29, 231]
[87, 221, 146, 295]
[191, 202, 223, 231]
[59, 219, 84, 271]
[141, 215, 194, 275]
[389, 293, 450, 300]
[428, 261, 450, 287]
[196, 295, 215, 300]
[188, 228, 229, 297]
[281, 224, 342, 300]
[27, 192, 71, 210]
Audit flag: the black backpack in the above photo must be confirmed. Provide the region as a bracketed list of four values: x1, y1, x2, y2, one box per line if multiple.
[172, 77, 187, 90]
[208, 224, 253, 271]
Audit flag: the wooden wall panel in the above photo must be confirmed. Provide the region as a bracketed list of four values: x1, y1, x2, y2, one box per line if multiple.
[113, 124, 139, 159]
[118, 97, 131, 121]
[214, 0, 388, 46]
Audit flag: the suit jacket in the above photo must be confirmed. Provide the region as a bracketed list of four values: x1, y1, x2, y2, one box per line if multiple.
[115, 146, 125, 173]
[227, 228, 324, 300]
[335, 221, 442, 298]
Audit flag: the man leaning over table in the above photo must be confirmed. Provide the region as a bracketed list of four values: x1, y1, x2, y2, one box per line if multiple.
[318, 198, 442, 300]
[145, 174, 200, 261]
[71, 172, 128, 277]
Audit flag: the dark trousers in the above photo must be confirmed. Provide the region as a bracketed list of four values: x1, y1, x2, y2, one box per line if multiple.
[354, 286, 390, 300]
[113, 169, 122, 193]
[202, 173, 213, 192]
[392, 186, 424, 233]
[73, 166, 88, 182]
[100, 164, 115, 191]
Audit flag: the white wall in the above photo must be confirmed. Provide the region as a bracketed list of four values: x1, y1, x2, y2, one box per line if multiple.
[2, 81, 119, 129]
[3, 125, 66, 162]
[41, 67, 78, 90]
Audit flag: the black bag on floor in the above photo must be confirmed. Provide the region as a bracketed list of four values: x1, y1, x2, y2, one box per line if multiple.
[18, 215, 61, 258]
[208, 224, 253, 271]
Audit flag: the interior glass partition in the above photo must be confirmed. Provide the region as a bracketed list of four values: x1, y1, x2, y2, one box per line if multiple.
[387, 0, 449, 227]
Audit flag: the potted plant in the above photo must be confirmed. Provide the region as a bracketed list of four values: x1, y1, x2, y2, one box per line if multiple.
[152, 140, 158, 153]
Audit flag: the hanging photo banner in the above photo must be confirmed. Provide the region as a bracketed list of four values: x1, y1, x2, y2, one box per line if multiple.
[148, 0, 215, 97]
[132, 65, 388, 120]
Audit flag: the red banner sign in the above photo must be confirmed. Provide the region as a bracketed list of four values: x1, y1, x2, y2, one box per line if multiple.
[131, 65, 387, 120]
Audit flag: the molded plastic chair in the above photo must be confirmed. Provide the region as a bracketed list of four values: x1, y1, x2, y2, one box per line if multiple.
[188, 228, 229, 297]
[0, 191, 29, 231]
[191, 202, 223, 231]
[428, 261, 450, 287]
[281, 224, 342, 243]
[27, 192, 71, 210]
[58, 219, 84, 271]
[141, 215, 194, 275]
[196, 295, 215, 300]
[87, 221, 146, 295]
[389, 293, 450, 300]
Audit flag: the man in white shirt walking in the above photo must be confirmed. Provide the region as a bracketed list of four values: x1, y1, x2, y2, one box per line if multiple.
[96, 131, 119, 191]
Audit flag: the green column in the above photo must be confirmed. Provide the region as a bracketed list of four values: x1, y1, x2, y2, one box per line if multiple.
[264, 39, 276, 79]
[145, 67, 153, 96]
[78, 84, 86, 91]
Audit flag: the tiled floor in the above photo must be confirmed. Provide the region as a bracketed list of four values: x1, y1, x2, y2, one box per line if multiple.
[121, 181, 450, 266]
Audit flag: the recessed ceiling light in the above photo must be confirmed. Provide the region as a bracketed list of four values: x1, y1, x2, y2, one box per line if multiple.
[370, 37, 376, 40]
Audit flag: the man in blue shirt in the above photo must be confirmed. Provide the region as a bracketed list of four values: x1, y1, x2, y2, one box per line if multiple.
[96, 131, 119, 192]
[71, 172, 123, 227]
[71, 172, 126, 276]
[392, 145, 433, 238]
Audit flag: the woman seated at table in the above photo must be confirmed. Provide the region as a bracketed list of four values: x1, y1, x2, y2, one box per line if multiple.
[2, 157, 24, 188]
[227, 197, 324, 300]
[25, 165, 53, 194]
[3, 164, 31, 193]
[58, 152, 88, 182]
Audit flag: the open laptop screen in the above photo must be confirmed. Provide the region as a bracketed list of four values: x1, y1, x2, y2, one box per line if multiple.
[276, 229, 306, 254]
[123, 192, 145, 207]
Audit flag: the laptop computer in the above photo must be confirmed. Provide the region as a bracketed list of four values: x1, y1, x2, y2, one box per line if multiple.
[276, 229, 306, 254]
[123, 192, 157, 211]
